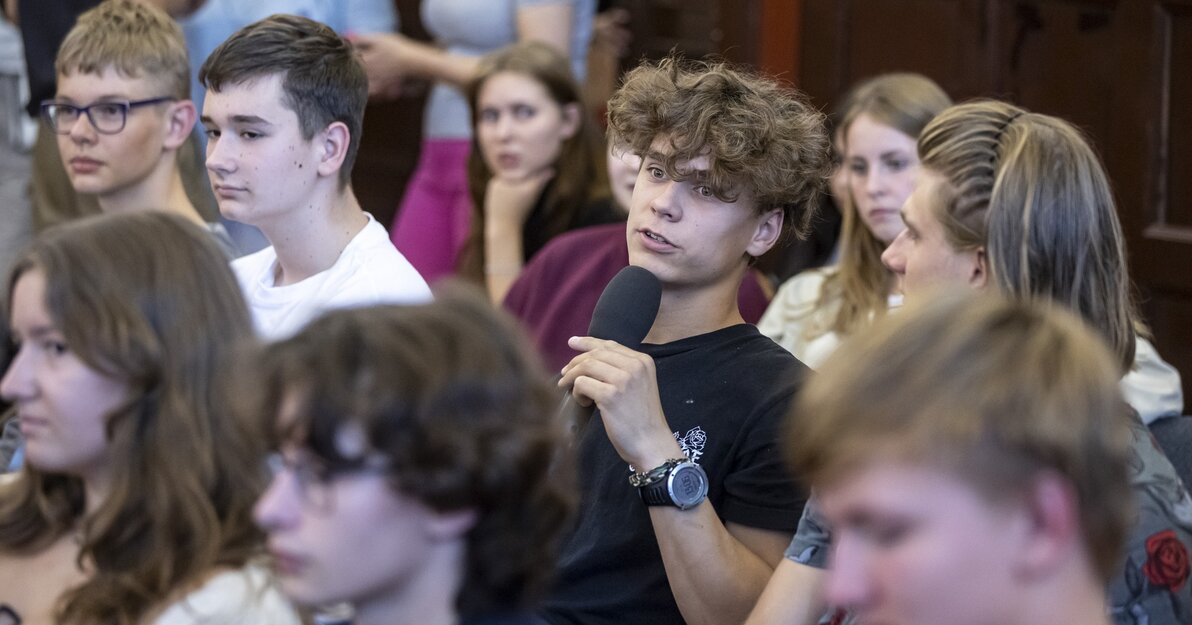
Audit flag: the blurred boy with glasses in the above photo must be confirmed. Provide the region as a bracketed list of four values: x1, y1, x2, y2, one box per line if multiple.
[45, 0, 236, 255]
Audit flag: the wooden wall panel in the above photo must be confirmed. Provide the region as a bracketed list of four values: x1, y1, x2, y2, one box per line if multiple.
[798, 0, 1192, 403]
[990, 1, 1116, 152]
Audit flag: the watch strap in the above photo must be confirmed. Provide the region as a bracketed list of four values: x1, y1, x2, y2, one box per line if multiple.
[639, 478, 675, 506]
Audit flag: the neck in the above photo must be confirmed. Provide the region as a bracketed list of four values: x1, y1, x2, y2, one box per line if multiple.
[97, 158, 205, 226]
[1007, 562, 1112, 625]
[81, 469, 112, 518]
[354, 540, 464, 625]
[260, 187, 368, 286]
[644, 265, 747, 344]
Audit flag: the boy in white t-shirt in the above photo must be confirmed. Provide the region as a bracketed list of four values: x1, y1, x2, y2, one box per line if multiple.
[199, 14, 429, 339]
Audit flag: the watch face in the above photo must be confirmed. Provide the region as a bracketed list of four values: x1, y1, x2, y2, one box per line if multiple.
[670, 463, 709, 508]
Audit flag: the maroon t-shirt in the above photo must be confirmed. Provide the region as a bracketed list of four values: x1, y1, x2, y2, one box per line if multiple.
[503, 223, 771, 371]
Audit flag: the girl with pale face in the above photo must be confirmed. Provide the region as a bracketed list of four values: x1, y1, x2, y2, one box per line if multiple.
[844, 114, 921, 245]
[2, 270, 129, 494]
[757, 73, 952, 370]
[476, 70, 580, 183]
[460, 42, 617, 305]
[0, 212, 297, 625]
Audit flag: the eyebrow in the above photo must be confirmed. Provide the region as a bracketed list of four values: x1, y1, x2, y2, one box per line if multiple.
[199, 114, 274, 127]
[53, 94, 136, 104]
[643, 151, 710, 178]
[643, 150, 667, 163]
[12, 324, 58, 342]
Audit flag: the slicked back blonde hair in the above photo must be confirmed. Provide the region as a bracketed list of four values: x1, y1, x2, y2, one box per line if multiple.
[918, 100, 1136, 371]
[607, 54, 831, 243]
[787, 293, 1134, 582]
[56, 0, 191, 100]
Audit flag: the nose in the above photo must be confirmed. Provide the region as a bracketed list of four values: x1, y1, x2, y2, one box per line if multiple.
[493, 112, 515, 141]
[0, 346, 34, 404]
[824, 534, 876, 611]
[205, 134, 236, 176]
[881, 229, 908, 275]
[865, 168, 886, 198]
[254, 469, 302, 532]
[649, 179, 682, 221]
[66, 112, 98, 143]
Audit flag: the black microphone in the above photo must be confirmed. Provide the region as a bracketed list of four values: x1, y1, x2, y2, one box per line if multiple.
[588, 265, 662, 348]
[563, 265, 662, 433]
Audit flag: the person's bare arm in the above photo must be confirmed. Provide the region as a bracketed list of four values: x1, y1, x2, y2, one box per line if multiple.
[2, 0, 16, 24]
[743, 558, 828, 625]
[516, 2, 575, 53]
[354, 2, 575, 98]
[650, 514, 793, 625]
[482, 169, 554, 303]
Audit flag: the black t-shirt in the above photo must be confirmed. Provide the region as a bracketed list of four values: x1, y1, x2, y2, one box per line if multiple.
[541, 324, 807, 625]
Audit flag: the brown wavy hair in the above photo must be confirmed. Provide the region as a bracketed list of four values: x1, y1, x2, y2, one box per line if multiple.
[0, 212, 263, 625]
[247, 285, 574, 618]
[815, 73, 952, 337]
[607, 54, 830, 244]
[917, 100, 1136, 371]
[458, 41, 607, 282]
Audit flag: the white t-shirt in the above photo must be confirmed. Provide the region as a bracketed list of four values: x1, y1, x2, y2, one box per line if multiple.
[152, 565, 299, 625]
[233, 214, 431, 340]
[758, 267, 901, 370]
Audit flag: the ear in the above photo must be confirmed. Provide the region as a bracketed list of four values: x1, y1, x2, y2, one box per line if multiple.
[162, 100, 196, 150]
[558, 102, 582, 140]
[314, 121, 351, 179]
[1013, 471, 1082, 581]
[424, 507, 479, 543]
[969, 246, 988, 289]
[746, 208, 784, 257]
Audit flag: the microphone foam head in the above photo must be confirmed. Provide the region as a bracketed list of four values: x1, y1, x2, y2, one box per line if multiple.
[588, 265, 662, 348]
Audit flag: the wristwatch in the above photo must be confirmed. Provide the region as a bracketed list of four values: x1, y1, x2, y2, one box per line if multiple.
[632, 459, 709, 510]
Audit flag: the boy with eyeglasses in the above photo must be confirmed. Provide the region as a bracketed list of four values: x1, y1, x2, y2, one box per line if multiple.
[45, 0, 236, 255]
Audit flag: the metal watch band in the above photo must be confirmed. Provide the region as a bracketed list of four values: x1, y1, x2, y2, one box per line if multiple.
[628, 457, 688, 488]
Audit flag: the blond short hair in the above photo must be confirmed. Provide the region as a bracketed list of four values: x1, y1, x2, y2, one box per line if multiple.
[55, 0, 191, 99]
[787, 293, 1134, 582]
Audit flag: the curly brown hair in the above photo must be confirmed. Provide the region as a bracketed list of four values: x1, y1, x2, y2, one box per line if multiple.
[606, 54, 831, 242]
[247, 286, 574, 618]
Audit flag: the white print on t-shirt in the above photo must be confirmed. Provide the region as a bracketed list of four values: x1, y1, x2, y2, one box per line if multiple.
[674, 426, 706, 462]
